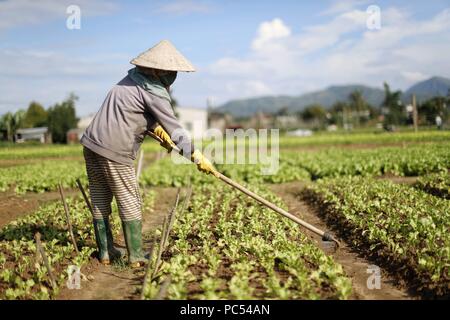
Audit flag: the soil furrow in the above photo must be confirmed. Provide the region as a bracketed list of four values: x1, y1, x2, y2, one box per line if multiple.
[269, 181, 416, 300]
[56, 186, 180, 300]
[0, 153, 159, 228]
[0, 189, 80, 228]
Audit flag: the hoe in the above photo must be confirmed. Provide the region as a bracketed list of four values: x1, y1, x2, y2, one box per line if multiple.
[147, 132, 340, 249]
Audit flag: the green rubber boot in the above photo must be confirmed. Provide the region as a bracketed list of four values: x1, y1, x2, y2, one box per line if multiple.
[93, 218, 125, 265]
[122, 219, 146, 268]
[93, 219, 109, 264]
[106, 224, 126, 261]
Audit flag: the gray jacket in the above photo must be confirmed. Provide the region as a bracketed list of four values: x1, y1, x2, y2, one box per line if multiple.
[81, 75, 193, 166]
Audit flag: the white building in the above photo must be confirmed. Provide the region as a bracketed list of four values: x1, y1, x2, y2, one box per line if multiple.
[177, 107, 208, 139]
[15, 127, 51, 143]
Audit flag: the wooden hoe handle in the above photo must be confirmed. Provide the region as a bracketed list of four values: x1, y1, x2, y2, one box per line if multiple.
[146, 131, 340, 247]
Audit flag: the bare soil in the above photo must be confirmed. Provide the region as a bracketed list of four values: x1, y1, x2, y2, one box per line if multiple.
[0, 156, 84, 168]
[56, 186, 181, 300]
[2, 174, 422, 300]
[377, 175, 418, 185]
[279, 141, 427, 152]
[0, 151, 160, 169]
[0, 189, 79, 228]
[269, 181, 416, 300]
[0, 151, 160, 228]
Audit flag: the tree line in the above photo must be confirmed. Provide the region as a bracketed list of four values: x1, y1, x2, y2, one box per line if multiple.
[0, 94, 79, 143]
[286, 83, 449, 130]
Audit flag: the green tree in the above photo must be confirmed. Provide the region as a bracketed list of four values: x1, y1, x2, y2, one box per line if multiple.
[47, 94, 79, 143]
[23, 101, 48, 128]
[382, 82, 404, 127]
[0, 110, 26, 141]
[349, 90, 370, 127]
[277, 106, 290, 116]
[300, 104, 327, 129]
[329, 101, 348, 127]
[418, 96, 449, 125]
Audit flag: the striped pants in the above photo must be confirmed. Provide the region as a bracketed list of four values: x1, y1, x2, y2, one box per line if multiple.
[83, 147, 142, 221]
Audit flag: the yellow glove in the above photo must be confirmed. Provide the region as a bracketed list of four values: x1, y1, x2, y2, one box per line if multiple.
[153, 125, 175, 152]
[191, 150, 219, 177]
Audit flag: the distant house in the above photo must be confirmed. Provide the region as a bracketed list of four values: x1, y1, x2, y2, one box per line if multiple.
[67, 113, 96, 144]
[15, 127, 52, 143]
[66, 128, 82, 144]
[177, 107, 208, 140]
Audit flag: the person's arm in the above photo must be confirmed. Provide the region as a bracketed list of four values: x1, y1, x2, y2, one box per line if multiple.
[141, 91, 194, 158]
[141, 91, 218, 176]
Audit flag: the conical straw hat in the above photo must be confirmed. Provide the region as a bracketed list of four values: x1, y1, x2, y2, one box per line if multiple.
[130, 40, 195, 72]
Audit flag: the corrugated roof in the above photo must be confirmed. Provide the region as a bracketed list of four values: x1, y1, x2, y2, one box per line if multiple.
[16, 127, 48, 134]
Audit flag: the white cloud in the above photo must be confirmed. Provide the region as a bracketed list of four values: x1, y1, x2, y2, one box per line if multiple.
[0, 48, 123, 77]
[297, 10, 367, 53]
[225, 80, 273, 97]
[401, 71, 429, 83]
[0, 0, 125, 115]
[156, 0, 212, 15]
[0, 48, 126, 115]
[320, 0, 369, 16]
[208, 6, 450, 104]
[251, 18, 291, 51]
[0, 0, 118, 31]
[2, 2, 450, 113]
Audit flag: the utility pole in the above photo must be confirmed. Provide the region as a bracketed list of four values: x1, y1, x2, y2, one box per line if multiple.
[412, 94, 418, 132]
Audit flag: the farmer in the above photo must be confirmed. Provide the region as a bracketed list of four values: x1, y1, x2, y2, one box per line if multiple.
[80, 40, 216, 268]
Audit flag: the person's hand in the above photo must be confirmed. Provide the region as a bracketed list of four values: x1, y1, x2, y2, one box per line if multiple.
[152, 125, 175, 152]
[191, 150, 219, 177]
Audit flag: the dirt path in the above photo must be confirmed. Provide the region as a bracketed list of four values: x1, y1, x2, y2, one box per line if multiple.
[377, 175, 418, 185]
[269, 181, 415, 300]
[57, 186, 181, 300]
[0, 151, 160, 169]
[0, 189, 79, 228]
[0, 156, 84, 168]
[0, 151, 160, 229]
[279, 141, 432, 152]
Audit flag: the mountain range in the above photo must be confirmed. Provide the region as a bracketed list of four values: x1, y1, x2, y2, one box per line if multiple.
[215, 76, 450, 117]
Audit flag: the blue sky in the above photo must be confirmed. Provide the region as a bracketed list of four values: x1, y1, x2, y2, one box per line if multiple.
[1, 0, 450, 116]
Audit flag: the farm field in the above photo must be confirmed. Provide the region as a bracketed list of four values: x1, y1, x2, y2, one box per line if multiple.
[304, 177, 450, 296]
[1, 130, 449, 161]
[0, 131, 449, 300]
